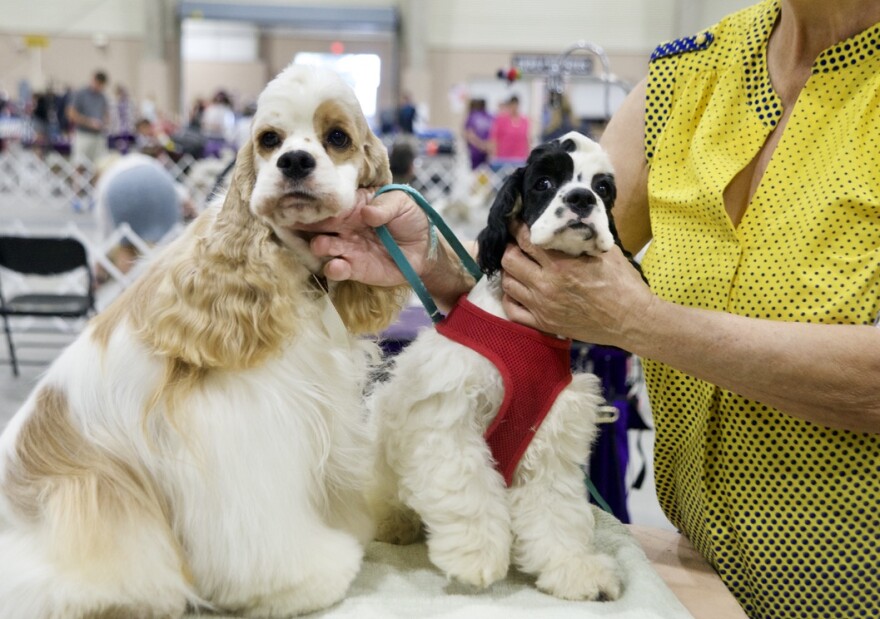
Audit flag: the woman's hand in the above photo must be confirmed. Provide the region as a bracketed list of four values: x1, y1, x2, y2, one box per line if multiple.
[294, 188, 432, 287]
[500, 222, 655, 346]
[294, 188, 476, 307]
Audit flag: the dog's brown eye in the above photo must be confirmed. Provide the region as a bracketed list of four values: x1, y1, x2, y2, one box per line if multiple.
[534, 178, 553, 191]
[259, 131, 281, 149]
[326, 129, 351, 149]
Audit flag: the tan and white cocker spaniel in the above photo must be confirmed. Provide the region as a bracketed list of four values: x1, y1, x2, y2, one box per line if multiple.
[0, 64, 406, 618]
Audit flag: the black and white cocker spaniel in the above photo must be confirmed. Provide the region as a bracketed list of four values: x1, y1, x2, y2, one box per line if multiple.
[368, 132, 628, 601]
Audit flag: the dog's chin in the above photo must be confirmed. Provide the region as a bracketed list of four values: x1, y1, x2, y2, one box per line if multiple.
[255, 190, 348, 227]
[254, 191, 356, 273]
[533, 223, 615, 258]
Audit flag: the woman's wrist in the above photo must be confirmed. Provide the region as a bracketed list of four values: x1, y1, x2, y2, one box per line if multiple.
[616, 293, 667, 359]
[421, 238, 477, 311]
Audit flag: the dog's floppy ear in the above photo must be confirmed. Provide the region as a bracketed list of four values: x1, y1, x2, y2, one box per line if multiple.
[331, 279, 409, 335]
[137, 137, 300, 375]
[595, 173, 647, 284]
[332, 129, 405, 335]
[358, 130, 392, 188]
[477, 167, 524, 275]
[223, 139, 257, 214]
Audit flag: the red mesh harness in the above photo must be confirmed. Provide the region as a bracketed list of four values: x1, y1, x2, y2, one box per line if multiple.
[435, 296, 572, 486]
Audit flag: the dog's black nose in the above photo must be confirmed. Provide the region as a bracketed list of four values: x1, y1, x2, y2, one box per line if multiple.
[563, 188, 596, 214]
[277, 150, 317, 180]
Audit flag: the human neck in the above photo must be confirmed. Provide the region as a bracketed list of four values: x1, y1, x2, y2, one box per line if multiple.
[768, 0, 880, 102]
[773, 0, 880, 65]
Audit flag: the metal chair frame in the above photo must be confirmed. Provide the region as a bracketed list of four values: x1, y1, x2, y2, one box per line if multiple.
[0, 235, 95, 376]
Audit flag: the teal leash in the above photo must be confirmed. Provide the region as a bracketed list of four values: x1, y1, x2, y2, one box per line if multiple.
[374, 184, 482, 323]
[585, 475, 614, 515]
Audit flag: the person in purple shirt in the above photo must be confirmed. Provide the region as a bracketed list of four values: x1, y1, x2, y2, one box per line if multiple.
[463, 98, 493, 169]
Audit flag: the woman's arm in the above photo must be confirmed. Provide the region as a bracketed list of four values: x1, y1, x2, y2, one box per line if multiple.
[598, 76, 652, 255]
[501, 236, 880, 433]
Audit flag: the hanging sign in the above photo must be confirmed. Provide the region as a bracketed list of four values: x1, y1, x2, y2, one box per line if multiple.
[512, 54, 594, 76]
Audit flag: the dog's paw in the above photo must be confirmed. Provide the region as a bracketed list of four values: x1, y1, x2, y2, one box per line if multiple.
[442, 552, 510, 589]
[535, 552, 622, 601]
[428, 536, 510, 589]
[243, 533, 363, 617]
[375, 507, 423, 545]
[243, 566, 359, 618]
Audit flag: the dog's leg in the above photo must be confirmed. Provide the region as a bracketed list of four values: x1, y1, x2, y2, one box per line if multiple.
[183, 484, 366, 618]
[0, 482, 192, 619]
[368, 440, 424, 545]
[389, 390, 512, 589]
[0, 387, 193, 619]
[509, 373, 623, 601]
[173, 384, 371, 617]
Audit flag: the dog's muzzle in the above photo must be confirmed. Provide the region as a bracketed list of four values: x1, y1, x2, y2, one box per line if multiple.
[277, 150, 316, 181]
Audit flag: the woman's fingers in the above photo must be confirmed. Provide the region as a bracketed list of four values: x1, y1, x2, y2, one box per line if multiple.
[501, 243, 543, 290]
[501, 293, 539, 329]
[322, 257, 353, 281]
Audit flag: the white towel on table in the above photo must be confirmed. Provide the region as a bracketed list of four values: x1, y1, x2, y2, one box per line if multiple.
[187, 508, 694, 618]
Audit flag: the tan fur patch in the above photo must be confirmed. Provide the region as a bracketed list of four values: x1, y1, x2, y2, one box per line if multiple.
[252, 123, 285, 159]
[310, 100, 402, 331]
[314, 99, 363, 168]
[332, 280, 408, 335]
[3, 387, 185, 574]
[358, 129, 392, 189]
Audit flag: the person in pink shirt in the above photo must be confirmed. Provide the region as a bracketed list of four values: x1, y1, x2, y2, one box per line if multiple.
[489, 95, 530, 165]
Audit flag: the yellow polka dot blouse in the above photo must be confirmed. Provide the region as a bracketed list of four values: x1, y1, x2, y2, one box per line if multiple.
[640, 1, 880, 617]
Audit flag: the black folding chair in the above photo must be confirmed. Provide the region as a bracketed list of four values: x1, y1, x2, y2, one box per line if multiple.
[0, 235, 95, 376]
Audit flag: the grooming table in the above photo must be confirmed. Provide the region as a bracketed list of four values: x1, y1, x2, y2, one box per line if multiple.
[186, 508, 746, 618]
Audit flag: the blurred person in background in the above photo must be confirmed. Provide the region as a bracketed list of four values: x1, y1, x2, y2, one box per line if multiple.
[489, 95, 530, 165]
[397, 92, 417, 134]
[201, 90, 236, 154]
[389, 140, 417, 185]
[463, 97, 493, 169]
[541, 92, 581, 142]
[66, 71, 110, 165]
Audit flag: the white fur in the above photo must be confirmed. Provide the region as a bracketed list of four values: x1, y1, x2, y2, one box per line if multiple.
[0, 312, 376, 618]
[369, 133, 624, 601]
[530, 132, 616, 254]
[0, 64, 389, 619]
